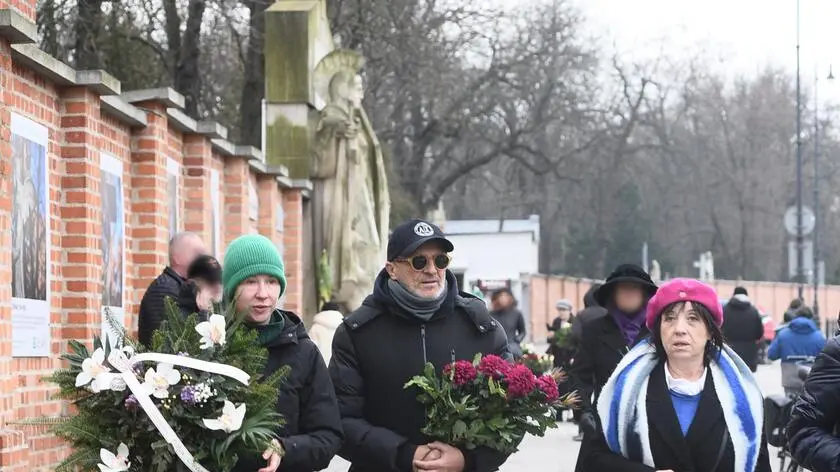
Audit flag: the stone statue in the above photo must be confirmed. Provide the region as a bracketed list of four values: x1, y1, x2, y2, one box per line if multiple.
[312, 50, 390, 312]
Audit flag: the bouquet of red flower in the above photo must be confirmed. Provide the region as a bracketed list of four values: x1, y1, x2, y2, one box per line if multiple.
[404, 354, 578, 454]
[518, 352, 554, 375]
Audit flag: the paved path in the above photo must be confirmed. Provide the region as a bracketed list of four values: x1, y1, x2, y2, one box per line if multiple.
[324, 361, 790, 472]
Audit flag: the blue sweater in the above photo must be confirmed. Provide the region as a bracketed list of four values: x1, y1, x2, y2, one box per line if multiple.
[670, 390, 702, 435]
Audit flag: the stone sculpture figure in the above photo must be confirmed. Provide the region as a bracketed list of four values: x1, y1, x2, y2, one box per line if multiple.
[312, 50, 390, 312]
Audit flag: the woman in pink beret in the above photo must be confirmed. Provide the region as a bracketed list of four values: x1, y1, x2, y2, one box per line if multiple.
[580, 278, 771, 472]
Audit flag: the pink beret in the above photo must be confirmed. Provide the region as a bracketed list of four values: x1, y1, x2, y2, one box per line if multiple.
[645, 278, 723, 330]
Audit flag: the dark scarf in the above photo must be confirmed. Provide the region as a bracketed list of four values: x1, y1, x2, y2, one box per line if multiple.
[247, 311, 287, 348]
[609, 307, 646, 347]
[387, 279, 448, 321]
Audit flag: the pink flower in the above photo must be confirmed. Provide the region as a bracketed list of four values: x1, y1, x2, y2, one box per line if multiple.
[536, 374, 560, 403]
[443, 360, 478, 387]
[506, 364, 537, 398]
[477, 355, 513, 380]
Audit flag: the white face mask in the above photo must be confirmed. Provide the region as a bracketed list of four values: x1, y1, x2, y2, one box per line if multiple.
[664, 363, 707, 396]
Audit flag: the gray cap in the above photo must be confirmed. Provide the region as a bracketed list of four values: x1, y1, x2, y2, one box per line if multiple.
[556, 299, 573, 310]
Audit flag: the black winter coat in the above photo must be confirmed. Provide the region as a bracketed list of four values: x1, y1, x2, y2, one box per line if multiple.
[581, 364, 771, 472]
[721, 298, 763, 372]
[138, 267, 185, 346]
[329, 270, 513, 472]
[787, 335, 840, 472]
[233, 310, 343, 472]
[571, 314, 649, 414]
[490, 307, 526, 345]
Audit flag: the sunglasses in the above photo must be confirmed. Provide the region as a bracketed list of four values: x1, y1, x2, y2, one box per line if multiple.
[396, 254, 451, 271]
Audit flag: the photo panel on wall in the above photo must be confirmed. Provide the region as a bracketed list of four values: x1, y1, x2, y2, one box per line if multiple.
[100, 153, 126, 346]
[10, 113, 51, 357]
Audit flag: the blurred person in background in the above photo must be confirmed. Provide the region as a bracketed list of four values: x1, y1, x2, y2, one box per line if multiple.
[721, 286, 764, 372]
[768, 305, 825, 396]
[570, 264, 657, 461]
[176, 254, 223, 321]
[308, 301, 343, 365]
[490, 288, 527, 358]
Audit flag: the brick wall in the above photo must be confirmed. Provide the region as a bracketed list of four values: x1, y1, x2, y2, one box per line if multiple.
[0, 12, 311, 470]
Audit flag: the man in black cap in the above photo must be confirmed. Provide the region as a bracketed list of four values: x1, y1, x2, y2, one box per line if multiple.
[571, 264, 657, 470]
[329, 219, 513, 472]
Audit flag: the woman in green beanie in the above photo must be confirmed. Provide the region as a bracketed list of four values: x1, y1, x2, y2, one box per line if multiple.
[224, 234, 343, 472]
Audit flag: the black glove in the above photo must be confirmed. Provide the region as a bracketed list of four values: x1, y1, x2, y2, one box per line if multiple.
[580, 411, 597, 437]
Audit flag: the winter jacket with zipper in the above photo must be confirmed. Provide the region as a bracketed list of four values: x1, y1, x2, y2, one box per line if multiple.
[329, 270, 513, 472]
[768, 317, 826, 390]
[138, 267, 185, 346]
[232, 310, 343, 472]
[721, 297, 764, 372]
[787, 335, 840, 472]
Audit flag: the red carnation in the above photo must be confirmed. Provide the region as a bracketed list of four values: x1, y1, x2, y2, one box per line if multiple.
[443, 360, 478, 387]
[477, 355, 513, 380]
[536, 374, 560, 403]
[505, 364, 537, 398]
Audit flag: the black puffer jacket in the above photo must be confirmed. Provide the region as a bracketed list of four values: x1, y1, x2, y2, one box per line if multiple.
[138, 267, 185, 346]
[787, 335, 840, 472]
[233, 310, 343, 472]
[570, 285, 607, 347]
[329, 270, 513, 472]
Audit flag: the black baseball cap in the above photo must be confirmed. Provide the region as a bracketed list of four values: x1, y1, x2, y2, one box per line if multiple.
[187, 255, 222, 284]
[387, 219, 454, 261]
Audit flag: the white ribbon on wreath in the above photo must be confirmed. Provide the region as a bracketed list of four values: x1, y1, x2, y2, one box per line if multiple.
[102, 347, 251, 472]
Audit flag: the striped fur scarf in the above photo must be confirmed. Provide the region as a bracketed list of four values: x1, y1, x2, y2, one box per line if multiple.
[596, 339, 764, 472]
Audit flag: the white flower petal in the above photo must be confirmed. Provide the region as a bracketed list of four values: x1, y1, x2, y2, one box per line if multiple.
[144, 368, 156, 384]
[195, 322, 211, 338]
[163, 369, 181, 386]
[100, 448, 116, 466]
[202, 418, 223, 431]
[92, 348, 106, 364]
[117, 442, 129, 459]
[152, 387, 169, 399]
[75, 371, 92, 387]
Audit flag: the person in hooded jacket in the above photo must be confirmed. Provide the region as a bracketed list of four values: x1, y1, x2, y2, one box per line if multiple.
[570, 284, 607, 348]
[787, 331, 840, 472]
[768, 305, 825, 396]
[720, 287, 764, 372]
[329, 219, 513, 472]
[308, 301, 344, 365]
[570, 264, 658, 470]
[224, 235, 343, 472]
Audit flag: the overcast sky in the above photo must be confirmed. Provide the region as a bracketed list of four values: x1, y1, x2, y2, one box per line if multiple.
[575, 0, 840, 105]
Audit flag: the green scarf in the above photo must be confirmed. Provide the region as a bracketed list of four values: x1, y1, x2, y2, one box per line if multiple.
[247, 311, 287, 348]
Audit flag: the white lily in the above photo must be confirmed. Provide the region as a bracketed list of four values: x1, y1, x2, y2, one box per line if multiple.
[202, 400, 246, 433]
[97, 442, 130, 472]
[75, 348, 114, 392]
[195, 314, 227, 350]
[142, 363, 182, 399]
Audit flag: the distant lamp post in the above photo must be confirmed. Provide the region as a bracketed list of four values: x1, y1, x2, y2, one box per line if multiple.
[813, 64, 834, 317]
[795, 0, 804, 298]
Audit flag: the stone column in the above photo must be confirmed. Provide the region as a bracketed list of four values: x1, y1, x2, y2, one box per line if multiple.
[222, 158, 251, 244]
[183, 135, 214, 246]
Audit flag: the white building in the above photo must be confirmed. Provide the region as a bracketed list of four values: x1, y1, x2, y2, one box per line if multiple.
[442, 215, 540, 327]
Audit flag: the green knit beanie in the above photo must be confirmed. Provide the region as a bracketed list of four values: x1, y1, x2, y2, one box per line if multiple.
[222, 234, 287, 302]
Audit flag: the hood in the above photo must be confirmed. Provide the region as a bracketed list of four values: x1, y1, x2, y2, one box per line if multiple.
[583, 285, 599, 308]
[727, 296, 752, 309]
[370, 269, 457, 321]
[788, 317, 818, 334]
[313, 310, 344, 329]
